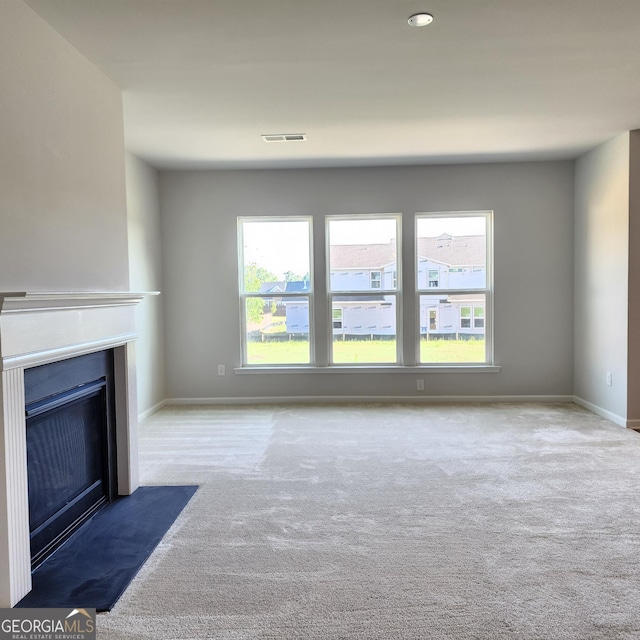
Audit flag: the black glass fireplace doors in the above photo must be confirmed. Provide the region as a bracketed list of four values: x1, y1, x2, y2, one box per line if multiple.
[24, 351, 117, 568]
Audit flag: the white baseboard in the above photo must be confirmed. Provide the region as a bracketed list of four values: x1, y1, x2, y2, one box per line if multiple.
[166, 394, 574, 406]
[573, 396, 627, 428]
[139, 399, 168, 422]
[160, 395, 640, 429]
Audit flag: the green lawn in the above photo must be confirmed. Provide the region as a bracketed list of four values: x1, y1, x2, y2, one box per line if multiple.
[246, 337, 485, 365]
[420, 337, 485, 363]
[246, 339, 310, 364]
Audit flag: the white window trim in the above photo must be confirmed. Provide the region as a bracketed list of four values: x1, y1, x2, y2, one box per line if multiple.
[415, 211, 494, 366]
[237, 216, 314, 366]
[234, 364, 501, 374]
[236, 211, 496, 373]
[326, 214, 402, 366]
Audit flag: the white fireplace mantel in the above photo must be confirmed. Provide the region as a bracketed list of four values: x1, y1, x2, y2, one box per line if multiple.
[0, 291, 149, 607]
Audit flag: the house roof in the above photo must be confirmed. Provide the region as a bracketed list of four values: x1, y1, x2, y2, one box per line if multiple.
[330, 243, 397, 270]
[417, 235, 485, 267]
[285, 281, 311, 293]
[258, 281, 286, 294]
[330, 235, 485, 270]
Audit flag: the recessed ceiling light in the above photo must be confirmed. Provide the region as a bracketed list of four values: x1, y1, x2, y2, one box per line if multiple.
[408, 13, 433, 27]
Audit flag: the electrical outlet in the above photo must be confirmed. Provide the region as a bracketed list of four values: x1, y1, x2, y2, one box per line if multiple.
[218, 364, 226, 376]
[416, 379, 425, 392]
[606, 372, 612, 386]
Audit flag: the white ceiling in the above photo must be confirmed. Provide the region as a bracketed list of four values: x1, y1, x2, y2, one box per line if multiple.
[24, 0, 640, 170]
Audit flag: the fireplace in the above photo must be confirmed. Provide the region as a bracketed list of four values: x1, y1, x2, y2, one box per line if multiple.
[0, 292, 146, 607]
[25, 351, 118, 568]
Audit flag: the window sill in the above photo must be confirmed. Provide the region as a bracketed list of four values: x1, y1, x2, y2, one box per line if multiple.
[234, 365, 501, 375]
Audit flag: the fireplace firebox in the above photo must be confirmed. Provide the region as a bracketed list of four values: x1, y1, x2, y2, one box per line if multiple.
[25, 350, 117, 568]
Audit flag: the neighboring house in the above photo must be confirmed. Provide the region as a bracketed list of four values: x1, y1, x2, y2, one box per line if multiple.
[327, 242, 397, 337]
[416, 234, 486, 290]
[329, 242, 398, 292]
[250, 281, 311, 336]
[258, 281, 287, 314]
[278, 233, 485, 339]
[416, 234, 486, 338]
[283, 281, 311, 335]
[331, 295, 396, 338]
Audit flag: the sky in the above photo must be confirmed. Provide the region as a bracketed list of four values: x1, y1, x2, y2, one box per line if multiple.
[241, 219, 310, 279]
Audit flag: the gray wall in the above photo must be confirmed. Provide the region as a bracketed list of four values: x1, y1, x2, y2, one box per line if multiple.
[574, 134, 631, 422]
[0, 0, 129, 292]
[160, 161, 575, 400]
[126, 153, 166, 417]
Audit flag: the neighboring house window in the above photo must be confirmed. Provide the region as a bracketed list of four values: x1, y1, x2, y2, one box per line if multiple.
[460, 305, 484, 330]
[328, 215, 400, 364]
[333, 308, 343, 330]
[417, 212, 492, 364]
[428, 269, 439, 288]
[238, 217, 312, 365]
[429, 309, 437, 331]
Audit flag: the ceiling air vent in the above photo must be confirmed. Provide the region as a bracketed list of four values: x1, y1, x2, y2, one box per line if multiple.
[262, 133, 307, 142]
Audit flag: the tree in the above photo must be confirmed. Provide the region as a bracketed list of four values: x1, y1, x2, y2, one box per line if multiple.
[245, 263, 277, 291]
[283, 271, 311, 288]
[283, 270, 302, 283]
[244, 263, 277, 325]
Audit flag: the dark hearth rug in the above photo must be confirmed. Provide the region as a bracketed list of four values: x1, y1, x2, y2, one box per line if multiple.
[16, 485, 198, 612]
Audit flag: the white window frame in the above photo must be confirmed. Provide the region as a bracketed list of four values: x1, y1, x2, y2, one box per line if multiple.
[237, 216, 314, 367]
[415, 211, 493, 365]
[370, 270, 382, 289]
[235, 211, 499, 373]
[327, 214, 402, 366]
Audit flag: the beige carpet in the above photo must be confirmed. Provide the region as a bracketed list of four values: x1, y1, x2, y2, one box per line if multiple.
[97, 403, 640, 639]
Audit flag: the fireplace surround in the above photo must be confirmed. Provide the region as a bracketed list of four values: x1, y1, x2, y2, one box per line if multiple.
[0, 292, 145, 607]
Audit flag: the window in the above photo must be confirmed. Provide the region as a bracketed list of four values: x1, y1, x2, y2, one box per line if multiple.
[238, 218, 312, 365]
[237, 210, 492, 370]
[328, 216, 400, 364]
[417, 213, 492, 364]
[333, 308, 343, 330]
[460, 306, 471, 328]
[429, 309, 437, 331]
